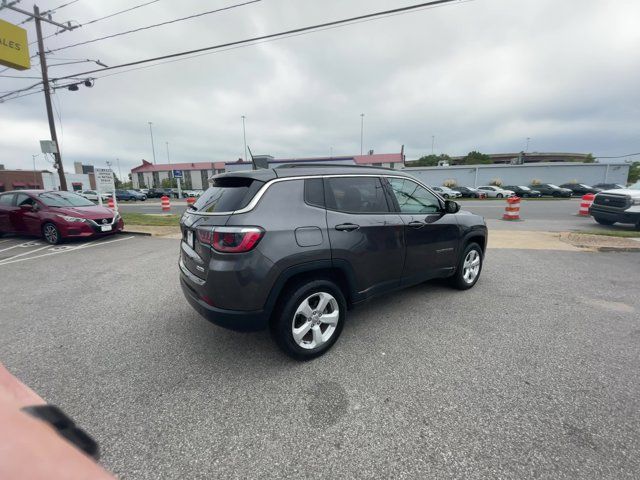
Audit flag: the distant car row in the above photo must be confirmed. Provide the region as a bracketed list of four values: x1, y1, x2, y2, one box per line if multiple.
[428, 182, 625, 199]
[76, 188, 205, 203]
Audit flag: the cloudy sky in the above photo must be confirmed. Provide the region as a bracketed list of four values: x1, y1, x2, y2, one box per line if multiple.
[1, 0, 639, 178]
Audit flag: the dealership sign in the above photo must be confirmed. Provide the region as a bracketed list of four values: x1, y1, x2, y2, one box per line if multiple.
[0, 19, 30, 70]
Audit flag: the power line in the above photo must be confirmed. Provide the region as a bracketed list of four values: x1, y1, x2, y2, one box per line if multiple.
[54, 0, 464, 82]
[597, 153, 640, 159]
[28, 0, 161, 46]
[46, 0, 262, 54]
[82, 0, 160, 26]
[18, 0, 80, 24]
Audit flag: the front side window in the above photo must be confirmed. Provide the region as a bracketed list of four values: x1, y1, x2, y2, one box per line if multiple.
[387, 178, 441, 214]
[304, 178, 324, 208]
[15, 193, 36, 206]
[325, 177, 389, 214]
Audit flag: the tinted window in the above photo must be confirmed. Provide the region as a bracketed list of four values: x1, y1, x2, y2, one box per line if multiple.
[192, 177, 264, 213]
[15, 193, 35, 206]
[304, 178, 324, 208]
[325, 177, 389, 213]
[387, 178, 441, 214]
[38, 191, 94, 207]
[0, 194, 14, 206]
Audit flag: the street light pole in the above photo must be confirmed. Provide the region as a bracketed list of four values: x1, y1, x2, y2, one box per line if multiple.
[360, 113, 365, 155]
[525, 137, 531, 153]
[241, 116, 248, 162]
[116, 158, 122, 184]
[32, 154, 38, 186]
[166, 141, 173, 187]
[148, 122, 157, 164]
[431, 135, 435, 155]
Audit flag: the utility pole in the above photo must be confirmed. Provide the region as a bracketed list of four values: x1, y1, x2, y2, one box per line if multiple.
[360, 113, 365, 155]
[148, 122, 156, 164]
[34, 5, 67, 191]
[431, 135, 435, 155]
[241, 115, 248, 162]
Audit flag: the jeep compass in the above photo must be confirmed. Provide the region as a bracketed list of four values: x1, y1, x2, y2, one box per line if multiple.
[179, 165, 487, 360]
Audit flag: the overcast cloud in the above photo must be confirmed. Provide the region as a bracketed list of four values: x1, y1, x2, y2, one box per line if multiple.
[1, 0, 639, 177]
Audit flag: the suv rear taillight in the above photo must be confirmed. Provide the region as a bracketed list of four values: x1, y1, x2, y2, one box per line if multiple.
[198, 226, 264, 253]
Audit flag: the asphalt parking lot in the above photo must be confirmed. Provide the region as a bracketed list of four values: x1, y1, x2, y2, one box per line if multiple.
[1, 234, 639, 479]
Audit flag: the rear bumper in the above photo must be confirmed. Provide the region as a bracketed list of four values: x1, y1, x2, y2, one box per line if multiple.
[179, 265, 269, 332]
[589, 206, 640, 225]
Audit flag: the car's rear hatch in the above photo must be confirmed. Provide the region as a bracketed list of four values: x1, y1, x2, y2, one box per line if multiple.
[179, 175, 269, 280]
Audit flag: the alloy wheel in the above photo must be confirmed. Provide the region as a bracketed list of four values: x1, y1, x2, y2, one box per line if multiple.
[43, 224, 58, 244]
[462, 249, 481, 284]
[291, 292, 339, 350]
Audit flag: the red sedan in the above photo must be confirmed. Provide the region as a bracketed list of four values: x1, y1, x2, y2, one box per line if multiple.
[0, 190, 124, 244]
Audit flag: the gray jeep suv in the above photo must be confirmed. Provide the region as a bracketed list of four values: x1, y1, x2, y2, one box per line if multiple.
[179, 165, 488, 359]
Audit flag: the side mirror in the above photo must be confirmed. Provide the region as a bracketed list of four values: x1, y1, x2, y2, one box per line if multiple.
[444, 200, 460, 214]
[19, 204, 34, 211]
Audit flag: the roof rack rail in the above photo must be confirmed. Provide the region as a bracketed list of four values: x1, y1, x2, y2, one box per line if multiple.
[275, 163, 395, 170]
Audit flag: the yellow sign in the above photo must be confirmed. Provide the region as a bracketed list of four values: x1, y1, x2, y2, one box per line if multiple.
[0, 19, 30, 70]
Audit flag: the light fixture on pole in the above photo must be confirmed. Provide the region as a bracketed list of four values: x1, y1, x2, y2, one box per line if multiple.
[360, 113, 365, 155]
[148, 122, 157, 164]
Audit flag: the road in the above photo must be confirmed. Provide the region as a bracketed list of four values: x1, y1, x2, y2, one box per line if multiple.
[1, 235, 639, 479]
[118, 197, 636, 233]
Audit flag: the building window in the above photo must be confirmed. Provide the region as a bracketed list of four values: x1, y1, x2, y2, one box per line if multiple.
[201, 170, 209, 188]
[152, 172, 160, 187]
[137, 173, 145, 187]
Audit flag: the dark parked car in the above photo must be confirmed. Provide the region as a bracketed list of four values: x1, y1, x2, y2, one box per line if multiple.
[456, 186, 485, 198]
[179, 166, 488, 359]
[113, 189, 146, 201]
[0, 190, 124, 244]
[559, 183, 602, 196]
[147, 188, 178, 198]
[593, 183, 626, 191]
[529, 183, 572, 197]
[502, 185, 542, 198]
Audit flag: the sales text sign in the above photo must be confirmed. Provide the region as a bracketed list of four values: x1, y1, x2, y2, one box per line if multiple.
[0, 19, 30, 71]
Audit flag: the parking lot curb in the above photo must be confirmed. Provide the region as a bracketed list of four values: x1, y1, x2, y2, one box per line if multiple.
[121, 230, 153, 237]
[559, 233, 640, 252]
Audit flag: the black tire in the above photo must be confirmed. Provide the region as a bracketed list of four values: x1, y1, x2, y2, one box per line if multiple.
[497, 193, 503, 199]
[594, 217, 615, 226]
[449, 242, 483, 290]
[552, 192, 560, 197]
[443, 194, 450, 199]
[271, 279, 347, 360]
[42, 222, 61, 245]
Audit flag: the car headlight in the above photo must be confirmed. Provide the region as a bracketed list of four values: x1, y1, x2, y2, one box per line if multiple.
[56, 214, 86, 223]
[631, 198, 640, 205]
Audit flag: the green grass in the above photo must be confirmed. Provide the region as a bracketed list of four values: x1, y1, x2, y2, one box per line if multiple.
[121, 213, 180, 226]
[577, 230, 640, 238]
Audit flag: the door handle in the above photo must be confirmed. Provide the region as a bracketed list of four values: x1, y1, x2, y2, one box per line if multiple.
[408, 221, 425, 229]
[335, 223, 360, 232]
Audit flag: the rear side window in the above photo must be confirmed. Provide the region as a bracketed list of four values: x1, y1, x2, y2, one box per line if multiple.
[192, 177, 264, 213]
[304, 178, 325, 208]
[0, 194, 14, 206]
[325, 177, 389, 213]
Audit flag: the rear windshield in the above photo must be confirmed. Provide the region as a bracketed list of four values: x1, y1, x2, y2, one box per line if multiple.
[191, 177, 264, 213]
[38, 191, 95, 207]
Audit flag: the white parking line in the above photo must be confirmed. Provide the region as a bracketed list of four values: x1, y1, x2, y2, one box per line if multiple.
[0, 241, 39, 253]
[0, 245, 50, 264]
[0, 235, 135, 266]
[0, 239, 12, 245]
